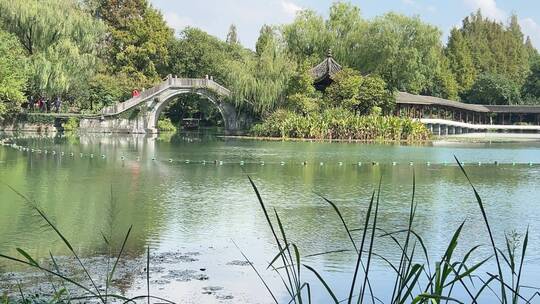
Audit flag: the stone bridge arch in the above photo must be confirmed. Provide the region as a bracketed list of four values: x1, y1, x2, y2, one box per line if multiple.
[145, 88, 239, 133]
[81, 77, 250, 134]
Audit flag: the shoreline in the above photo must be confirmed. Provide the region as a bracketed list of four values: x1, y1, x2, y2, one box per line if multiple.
[219, 132, 540, 144]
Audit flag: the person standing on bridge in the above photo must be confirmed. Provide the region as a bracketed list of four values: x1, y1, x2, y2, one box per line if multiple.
[54, 96, 62, 113]
[28, 96, 35, 112]
[37, 97, 44, 112]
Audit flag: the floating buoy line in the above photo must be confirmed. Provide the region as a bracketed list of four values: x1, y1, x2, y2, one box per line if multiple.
[1, 136, 539, 168]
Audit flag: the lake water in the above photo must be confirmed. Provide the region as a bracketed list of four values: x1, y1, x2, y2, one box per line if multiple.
[1, 131, 540, 303]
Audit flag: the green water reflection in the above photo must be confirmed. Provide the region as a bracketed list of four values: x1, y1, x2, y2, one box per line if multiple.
[1, 132, 539, 301]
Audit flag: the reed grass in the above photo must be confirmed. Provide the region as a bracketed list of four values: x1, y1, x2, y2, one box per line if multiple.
[245, 157, 538, 303]
[0, 186, 173, 304]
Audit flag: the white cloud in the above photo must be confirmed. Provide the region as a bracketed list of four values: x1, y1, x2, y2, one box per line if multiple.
[402, 0, 416, 5]
[164, 12, 195, 33]
[281, 0, 302, 17]
[463, 0, 506, 21]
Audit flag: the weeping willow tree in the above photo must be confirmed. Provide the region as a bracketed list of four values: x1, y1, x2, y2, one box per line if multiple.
[225, 25, 295, 115]
[0, 29, 29, 117]
[0, 0, 105, 98]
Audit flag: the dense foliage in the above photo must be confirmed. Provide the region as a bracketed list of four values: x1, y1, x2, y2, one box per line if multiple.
[0, 30, 28, 118]
[1, 1, 540, 131]
[251, 68, 429, 141]
[252, 109, 429, 141]
[0, 0, 105, 100]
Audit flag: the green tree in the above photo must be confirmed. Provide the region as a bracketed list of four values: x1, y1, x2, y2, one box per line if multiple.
[225, 28, 294, 114]
[522, 59, 540, 103]
[454, 11, 529, 86]
[464, 73, 521, 105]
[324, 68, 363, 109]
[525, 36, 539, 64]
[324, 68, 395, 114]
[0, 0, 105, 98]
[446, 28, 476, 94]
[255, 25, 274, 56]
[167, 27, 231, 81]
[0, 30, 28, 117]
[96, 0, 173, 85]
[357, 13, 448, 94]
[282, 9, 329, 63]
[226, 24, 239, 45]
[325, 2, 365, 68]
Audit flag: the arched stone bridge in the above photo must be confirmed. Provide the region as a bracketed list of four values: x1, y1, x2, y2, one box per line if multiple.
[80, 76, 247, 134]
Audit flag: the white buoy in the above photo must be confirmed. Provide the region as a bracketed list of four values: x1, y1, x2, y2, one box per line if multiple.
[339, 162, 343, 166]
[219, 161, 223, 165]
[280, 161, 285, 165]
[358, 162, 362, 166]
[320, 162, 324, 166]
[409, 162, 414, 166]
[240, 160, 244, 165]
[392, 162, 397, 166]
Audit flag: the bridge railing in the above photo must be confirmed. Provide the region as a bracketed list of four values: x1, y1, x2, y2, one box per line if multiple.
[171, 78, 231, 97]
[101, 77, 233, 116]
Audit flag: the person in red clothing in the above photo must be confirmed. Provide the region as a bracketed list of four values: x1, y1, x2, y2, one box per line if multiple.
[132, 89, 140, 98]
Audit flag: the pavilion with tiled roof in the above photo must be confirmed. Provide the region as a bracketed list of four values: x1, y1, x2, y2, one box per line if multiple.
[310, 49, 342, 91]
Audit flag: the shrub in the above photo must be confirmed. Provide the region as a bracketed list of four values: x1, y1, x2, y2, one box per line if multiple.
[157, 117, 177, 132]
[62, 117, 79, 132]
[251, 108, 430, 141]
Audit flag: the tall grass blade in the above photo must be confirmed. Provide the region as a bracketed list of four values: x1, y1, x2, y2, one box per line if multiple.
[347, 191, 375, 304]
[108, 225, 133, 284]
[248, 176, 296, 301]
[359, 177, 382, 304]
[232, 240, 279, 304]
[303, 264, 339, 304]
[147, 246, 150, 304]
[514, 227, 529, 304]
[454, 156, 507, 303]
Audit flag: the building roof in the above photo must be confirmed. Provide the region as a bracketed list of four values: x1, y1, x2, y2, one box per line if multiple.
[397, 92, 489, 112]
[310, 50, 343, 84]
[483, 105, 540, 114]
[397, 92, 540, 114]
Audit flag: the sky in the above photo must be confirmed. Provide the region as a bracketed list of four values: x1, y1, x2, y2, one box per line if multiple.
[149, 0, 540, 50]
